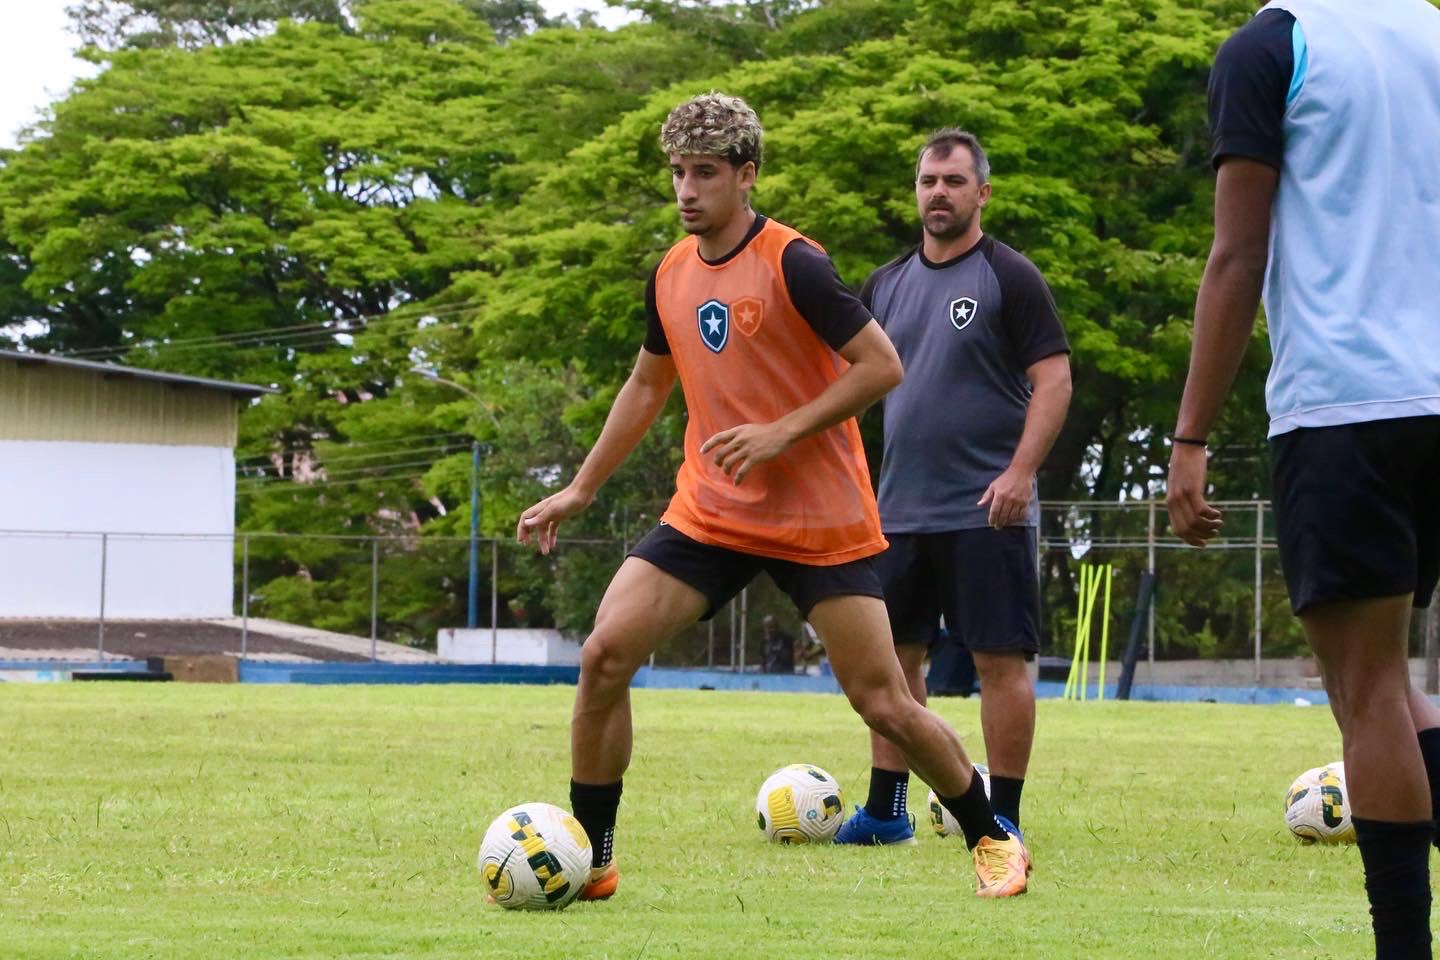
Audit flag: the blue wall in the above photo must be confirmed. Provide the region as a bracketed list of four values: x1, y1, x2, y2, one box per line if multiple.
[0, 658, 1334, 706]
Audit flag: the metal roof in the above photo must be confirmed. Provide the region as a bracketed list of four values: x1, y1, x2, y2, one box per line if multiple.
[0, 349, 277, 399]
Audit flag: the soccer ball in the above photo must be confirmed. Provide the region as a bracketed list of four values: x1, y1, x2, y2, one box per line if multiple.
[479, 802, 593, 910]
[1284, 762, 1356, 844]
[755, 764, 845, 844]
[927, 762, 990, 838]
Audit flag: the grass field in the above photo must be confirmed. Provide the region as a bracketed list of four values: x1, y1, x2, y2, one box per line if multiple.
[0, 684, 1372, 958]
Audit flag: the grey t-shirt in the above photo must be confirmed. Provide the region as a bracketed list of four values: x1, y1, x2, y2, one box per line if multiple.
[861, 235, 1068, 532]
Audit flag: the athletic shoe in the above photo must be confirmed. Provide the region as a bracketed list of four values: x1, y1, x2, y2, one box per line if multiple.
[576, 861, 620, 901]
[973, 832, 1030, 898]
[833, 806, 919, 846]
[996, 817, 1031, 869]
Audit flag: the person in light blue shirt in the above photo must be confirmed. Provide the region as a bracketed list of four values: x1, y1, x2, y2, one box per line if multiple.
[1169, 2, 1440, 956]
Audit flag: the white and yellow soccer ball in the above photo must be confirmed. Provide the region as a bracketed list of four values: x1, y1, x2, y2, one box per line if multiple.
[479, 802, 593, 910]
[755, 764, 845, 844]
[927, 762, 990, 837]
[1284, 762, 1356, 844]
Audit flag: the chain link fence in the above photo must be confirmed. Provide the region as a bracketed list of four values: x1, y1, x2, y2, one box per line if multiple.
[2, 500, 1436, 683]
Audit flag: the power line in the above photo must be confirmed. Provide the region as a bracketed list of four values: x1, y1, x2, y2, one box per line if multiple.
[234, 431, 473, 465]
[72, 315, 463, 360]
[236, 447, 472, 482]
[235, 469, 439, 495]
[59, 300, 482, 360]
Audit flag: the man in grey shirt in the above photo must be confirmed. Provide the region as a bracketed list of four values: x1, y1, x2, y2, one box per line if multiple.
[835, 129, 1072, 852]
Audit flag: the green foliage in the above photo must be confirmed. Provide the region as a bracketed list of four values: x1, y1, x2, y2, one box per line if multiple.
[3, 0, 1283, 653]
[66, 0, 349, 50]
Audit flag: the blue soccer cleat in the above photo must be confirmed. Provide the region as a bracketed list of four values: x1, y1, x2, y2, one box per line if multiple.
[833, 806, 918, 846]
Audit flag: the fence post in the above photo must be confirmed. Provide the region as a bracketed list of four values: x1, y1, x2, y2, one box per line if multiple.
[97, 532, 107, 661]
[491, 538, 499, 665]
[738, 587, 749, 673]
[1146, 499, 1157, 667]
[241, 533, 250, 659]
[729, 597, 738, 670]
[1254, 501, 1264, 685]
[370, 538, 379, 662]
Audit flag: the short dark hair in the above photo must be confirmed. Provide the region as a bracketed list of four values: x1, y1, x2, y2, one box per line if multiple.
[915, 128, 990, 184]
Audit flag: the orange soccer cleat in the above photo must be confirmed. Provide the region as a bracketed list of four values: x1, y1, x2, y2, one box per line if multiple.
[576, 861, 620, 901]
[972, 832, 1030, 898]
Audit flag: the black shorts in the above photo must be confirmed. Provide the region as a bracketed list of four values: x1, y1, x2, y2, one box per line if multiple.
[876, 528, 1039, 655]
[1272, 415, 1440, 614]
[627, 524, 884, 620]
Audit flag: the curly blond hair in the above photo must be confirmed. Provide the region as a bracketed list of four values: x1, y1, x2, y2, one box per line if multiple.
[659, 92, 763, 170]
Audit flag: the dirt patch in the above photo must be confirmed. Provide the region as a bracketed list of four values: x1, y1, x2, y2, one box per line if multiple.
[0, 619, 368, 662]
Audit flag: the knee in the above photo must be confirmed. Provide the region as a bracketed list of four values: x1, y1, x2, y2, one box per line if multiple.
[850, 688, 913, 742]
[974, 653, 1030, 688]
[580, 633, 638, 692]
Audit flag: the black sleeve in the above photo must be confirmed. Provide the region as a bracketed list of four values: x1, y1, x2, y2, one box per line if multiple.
[780, 240, 875, 351]
[1208, 9, 1295, 170]
[642, 263, 670, 355]
[990, 245, 1069, 369]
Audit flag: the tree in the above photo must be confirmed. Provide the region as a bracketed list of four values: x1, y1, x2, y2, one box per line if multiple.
[66, 0, 349, 49]
[4, 0, 1289, 652]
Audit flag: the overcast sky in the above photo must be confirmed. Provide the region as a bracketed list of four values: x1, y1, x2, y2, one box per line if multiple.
[0, 1, 637, 149]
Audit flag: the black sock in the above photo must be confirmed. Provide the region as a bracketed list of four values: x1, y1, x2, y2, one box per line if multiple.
[990, 775, 1024, 828]
[864, 767, 909, 820]
[938, 767, 1007, 849]
[1353, 817, 1433, 960]
[1417, 728, 1440, 849]
[570, 779, 622, 869]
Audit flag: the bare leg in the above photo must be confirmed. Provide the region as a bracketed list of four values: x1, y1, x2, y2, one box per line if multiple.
[809, 595, 975, 796]
[971, 651, 1035, 781]
[1305, 595, 1426, 821]
[571, 558, 707, 783]
[1409, 683, 1440, 732]
[869, 643, 929, 772]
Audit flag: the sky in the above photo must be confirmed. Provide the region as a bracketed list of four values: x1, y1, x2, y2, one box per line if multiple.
[0, 1, 637, 149]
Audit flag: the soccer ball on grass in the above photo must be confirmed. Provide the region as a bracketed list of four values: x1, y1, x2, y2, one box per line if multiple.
[1284, 762, 1356, 844]
[927, 762, 990, 838]
[755, 764, 845, 843]
[479, 802, 593, 910]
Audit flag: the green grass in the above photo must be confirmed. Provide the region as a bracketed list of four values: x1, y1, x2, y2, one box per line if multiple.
[0, 684, 1370, 959]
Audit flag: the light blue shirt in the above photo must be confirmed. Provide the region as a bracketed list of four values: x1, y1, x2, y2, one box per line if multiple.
[1259, 0, 1440, 436]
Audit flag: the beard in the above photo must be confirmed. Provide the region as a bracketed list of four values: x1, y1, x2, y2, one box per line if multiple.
[922, 206, 975, 240]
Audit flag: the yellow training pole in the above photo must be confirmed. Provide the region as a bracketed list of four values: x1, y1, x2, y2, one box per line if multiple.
[1097, 564, 1114, 701]
[1065, 563, 1092, 699]
[1064, 564, 1085, 699]
[1080, 564, 1102, 701]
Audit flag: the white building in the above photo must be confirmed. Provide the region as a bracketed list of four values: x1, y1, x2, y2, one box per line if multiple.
[0, 350, 272, 619]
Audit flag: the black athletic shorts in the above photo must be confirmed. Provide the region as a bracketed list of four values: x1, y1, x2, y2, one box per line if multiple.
[627, 524, 885, 620]
[1271, 415, 1440, 614]
[876, 528, 1039, 656]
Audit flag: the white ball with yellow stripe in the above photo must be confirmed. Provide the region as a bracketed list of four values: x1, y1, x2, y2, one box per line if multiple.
[479, 802, 593, 910]
[1284, 761, 1356, 844]
[927, 762, 989, 838]
[755, 764, 845, 844]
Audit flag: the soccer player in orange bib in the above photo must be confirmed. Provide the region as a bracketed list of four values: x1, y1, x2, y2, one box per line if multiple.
[515, 92, 1028, 900]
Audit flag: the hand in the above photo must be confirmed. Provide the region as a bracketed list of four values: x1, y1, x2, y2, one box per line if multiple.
[516, 485, 594, 555]
[977, 465, 1034, 529]
[1166, 445, 1223, 546]
[699, 421, 795, 484]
